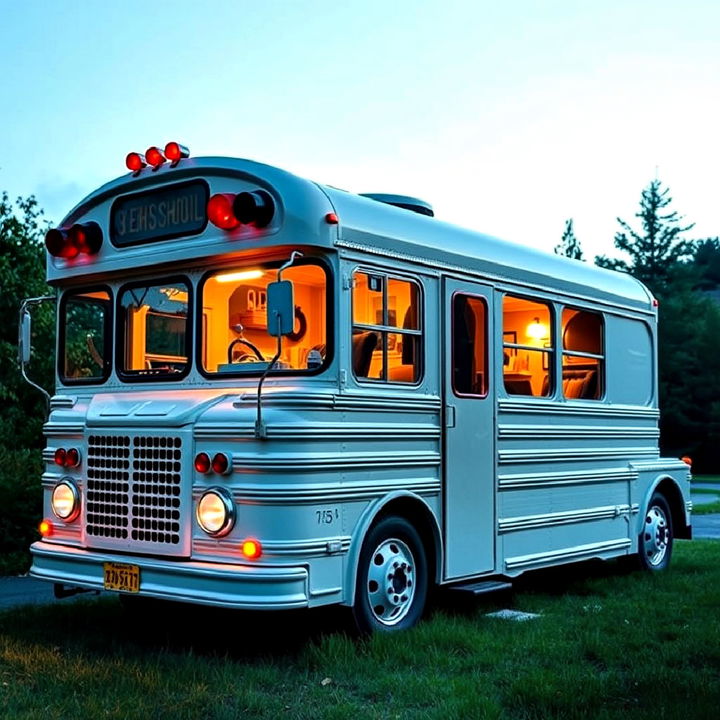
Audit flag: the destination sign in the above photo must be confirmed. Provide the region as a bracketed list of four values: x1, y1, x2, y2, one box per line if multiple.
[110, 180, 209, 246]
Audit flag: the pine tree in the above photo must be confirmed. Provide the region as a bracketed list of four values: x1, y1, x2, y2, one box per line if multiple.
[554, 218, 583, 260]
[595, 179, 694, 293]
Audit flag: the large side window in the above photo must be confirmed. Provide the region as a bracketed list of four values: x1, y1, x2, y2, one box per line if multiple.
[452, 294, 488, 396]
[119, 280, 190, 379]
[502, 295, 553, 397]
[352, 271, 422, 383]
[60, 289, 112, 383]
[561, 307, 604, 400]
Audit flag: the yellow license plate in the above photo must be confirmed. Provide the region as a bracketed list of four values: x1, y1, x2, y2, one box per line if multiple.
[103, 562, 140, 593]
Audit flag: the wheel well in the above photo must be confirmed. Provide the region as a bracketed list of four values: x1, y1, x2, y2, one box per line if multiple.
[655, 478, 690, 539]
[375, 497, 441, 584]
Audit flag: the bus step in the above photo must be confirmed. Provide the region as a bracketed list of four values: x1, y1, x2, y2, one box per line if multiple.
[448, 580, 512, 596]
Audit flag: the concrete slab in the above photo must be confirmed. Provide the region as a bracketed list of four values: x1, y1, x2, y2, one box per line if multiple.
[692, 514, 720, 540]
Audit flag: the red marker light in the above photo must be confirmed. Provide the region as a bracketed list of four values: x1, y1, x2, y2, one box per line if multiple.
[39, 519, 54, 538]
[164, 142, 189, 164]
[207, 193, 240, 230]
[681, 456, 693, 466]
[126, 152, 146, 172]
[325, 212, 339, 224]
[54, 448, 67, 466]
[65, 448, 80, 468]
[145, 146, 166, 168]
[241, 539, 262, 560]
[194, 452, 211, 474]
[68, 222, 103, 255]
[211, 453, 230, 475]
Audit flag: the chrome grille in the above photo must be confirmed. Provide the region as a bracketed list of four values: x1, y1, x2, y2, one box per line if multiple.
[86, 434, 182, 548]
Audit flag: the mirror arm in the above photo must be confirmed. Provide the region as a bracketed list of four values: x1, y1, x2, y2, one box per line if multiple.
[18, 295, 56, 413]
[255, 250, 303, 440]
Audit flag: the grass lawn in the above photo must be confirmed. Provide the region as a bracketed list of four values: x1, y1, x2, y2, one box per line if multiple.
[1, 540, 719, 720]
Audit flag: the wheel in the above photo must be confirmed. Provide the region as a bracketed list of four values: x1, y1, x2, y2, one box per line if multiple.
[352, 516, 428, 633]
[637, 492, 673, 571]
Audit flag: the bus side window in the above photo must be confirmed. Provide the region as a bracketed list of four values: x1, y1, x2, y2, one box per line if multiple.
[562, 308, 604, 400]
[452, 294, 487, 396]
[502, 295, 553, 397]
[351, 271, 422, 383]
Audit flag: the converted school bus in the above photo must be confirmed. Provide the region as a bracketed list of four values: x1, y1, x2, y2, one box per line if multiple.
[23, 144, 692, 632]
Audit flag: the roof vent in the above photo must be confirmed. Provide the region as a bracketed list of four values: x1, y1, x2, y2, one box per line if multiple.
[360, 193, 434, 217]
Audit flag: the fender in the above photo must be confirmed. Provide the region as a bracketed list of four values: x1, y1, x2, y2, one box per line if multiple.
[341, 490, 443, 606]
[635, 474, 688, 538]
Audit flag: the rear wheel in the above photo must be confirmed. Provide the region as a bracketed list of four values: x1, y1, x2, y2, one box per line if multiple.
[352, 516, 428, 633]
[637, 492, 673, 571]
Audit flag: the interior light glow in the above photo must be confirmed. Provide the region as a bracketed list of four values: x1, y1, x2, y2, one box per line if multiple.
[215, 269, 264, 283]
[526, 317, 548, 340]
[241, 539, 262, 559]
[39, 519, 54, 538]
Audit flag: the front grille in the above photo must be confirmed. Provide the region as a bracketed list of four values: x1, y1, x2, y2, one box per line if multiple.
[86, 434, 182, 547]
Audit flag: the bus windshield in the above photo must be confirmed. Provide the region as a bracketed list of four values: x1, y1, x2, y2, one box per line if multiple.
[200, 260, 328, 375]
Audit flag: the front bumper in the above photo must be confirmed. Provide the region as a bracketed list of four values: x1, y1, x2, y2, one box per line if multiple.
[30, 541, 309, 610]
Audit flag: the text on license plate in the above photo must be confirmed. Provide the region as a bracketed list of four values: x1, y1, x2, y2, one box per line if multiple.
[103, 562, 140, 593]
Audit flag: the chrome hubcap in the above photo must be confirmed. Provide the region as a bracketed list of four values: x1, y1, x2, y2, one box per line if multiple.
[366, 538, 416, 626]
[643, 504, 669, 566]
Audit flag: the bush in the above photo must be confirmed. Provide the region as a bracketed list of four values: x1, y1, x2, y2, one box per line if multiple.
[0, 447, 43, 575]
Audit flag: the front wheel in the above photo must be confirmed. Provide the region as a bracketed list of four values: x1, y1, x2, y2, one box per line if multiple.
[637, 492, 673, 571]
[352, 516, 428, 634]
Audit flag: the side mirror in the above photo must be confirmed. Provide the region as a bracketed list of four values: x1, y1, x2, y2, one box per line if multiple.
[19, 310, 32, 365]
[266, 280, 295, 336]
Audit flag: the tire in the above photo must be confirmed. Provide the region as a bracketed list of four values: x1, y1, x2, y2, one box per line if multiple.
[637, 492, 673, 571]
[352, 516, 428, 634]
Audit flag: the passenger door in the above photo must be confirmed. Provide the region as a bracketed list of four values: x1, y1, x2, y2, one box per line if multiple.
[442, 278, 495, 578]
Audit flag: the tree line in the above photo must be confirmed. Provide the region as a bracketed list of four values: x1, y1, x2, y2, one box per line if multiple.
[555, 181, 720, 473]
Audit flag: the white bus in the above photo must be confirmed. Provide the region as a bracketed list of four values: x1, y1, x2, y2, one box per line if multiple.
[21, 144, 692, 632]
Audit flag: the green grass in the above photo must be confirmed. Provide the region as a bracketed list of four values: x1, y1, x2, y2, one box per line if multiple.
[693, 474, 720, 484]
[1, 541, 719, 719]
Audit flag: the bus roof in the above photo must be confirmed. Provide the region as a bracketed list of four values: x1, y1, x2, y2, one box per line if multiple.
[50, 156, 652, 312]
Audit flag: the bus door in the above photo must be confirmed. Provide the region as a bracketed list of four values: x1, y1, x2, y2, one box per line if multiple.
[442, 278, 495, 578]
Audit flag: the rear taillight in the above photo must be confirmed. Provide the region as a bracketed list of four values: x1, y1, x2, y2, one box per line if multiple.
[45, 222, 103, 259]
[207, 190, 275, 231]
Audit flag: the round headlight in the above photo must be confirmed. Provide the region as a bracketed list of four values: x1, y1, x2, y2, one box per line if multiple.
[197, 489, 234, 536]
[51, 480, 79, 521]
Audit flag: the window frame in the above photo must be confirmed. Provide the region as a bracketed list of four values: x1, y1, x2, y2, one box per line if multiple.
[116, 275, 193, 383]
[58, 285, 114, 386]
[560, 305, 606, 402]
[196, 256, 334, 380]
[351, 268, 424, 385]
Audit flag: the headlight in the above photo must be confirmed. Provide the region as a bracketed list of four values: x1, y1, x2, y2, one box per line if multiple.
[197, 488, 234, 536]
[51, 480, 80, 521]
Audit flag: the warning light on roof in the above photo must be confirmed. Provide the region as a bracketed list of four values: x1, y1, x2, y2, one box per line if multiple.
[164, 142, 190, 164]
[145, 146, 166, 169]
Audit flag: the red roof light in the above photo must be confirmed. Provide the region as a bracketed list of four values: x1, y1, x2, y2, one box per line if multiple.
[126, 152, 146, 172]
[165, 142, 189, 163]
[145, 146, 166, 168]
